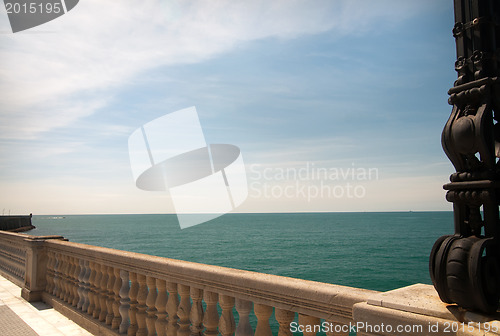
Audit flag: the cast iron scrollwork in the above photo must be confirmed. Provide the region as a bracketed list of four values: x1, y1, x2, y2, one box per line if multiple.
[429, 0, 500, 314]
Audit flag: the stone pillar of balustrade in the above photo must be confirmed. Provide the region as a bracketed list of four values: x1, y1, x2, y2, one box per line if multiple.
[87, 261, 96, 316]
[235, 299, 253, 336]
[146, 275, 158, 336]
[59, 255, 68, 301]
[155, 279, 168, 336]
[275, 308, 294, 336]
[177, 284, 191, 336]
[166, 281, 179, 336]
[136, 273, 149, 336]
[189, 287, 204, 336]
[81, 259, 91, 312]
[105, 266, 116, 325]
[45, 251, 55, 296]
[219, 295, 236, 336]
[112, 267, 122, 329]
[203, 291, 219, 336]
[254, 303, 273, 336]
[76, 259, 85, 310]
[92, 263, 103, 319]
[119, 270, 131, 334]
[298, 314, 321, 336]
[21, 235, 64, 302]
[71, 257, 81, 307]
[353, 284, 500, 336]
[98, 264, 109, 321]
[127, 272, 139, 336]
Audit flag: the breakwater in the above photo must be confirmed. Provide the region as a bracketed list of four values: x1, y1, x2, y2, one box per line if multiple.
[0, 215, 35, 232]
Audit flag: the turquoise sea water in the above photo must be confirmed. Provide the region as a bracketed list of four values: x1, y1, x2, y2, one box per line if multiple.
[31, 211, 452, 292]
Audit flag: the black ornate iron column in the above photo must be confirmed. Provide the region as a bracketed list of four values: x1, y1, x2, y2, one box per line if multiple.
[429, 0, 500, 314]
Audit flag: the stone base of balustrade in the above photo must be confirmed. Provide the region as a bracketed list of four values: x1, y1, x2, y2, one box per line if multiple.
[353, 284, 500, 336]
[21, 288, 44, 302]
[42, 292, 119, 336]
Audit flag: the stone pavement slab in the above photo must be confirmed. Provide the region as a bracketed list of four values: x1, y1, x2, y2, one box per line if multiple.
[0, 305, 38, 336]
[0, 275, 93, 336]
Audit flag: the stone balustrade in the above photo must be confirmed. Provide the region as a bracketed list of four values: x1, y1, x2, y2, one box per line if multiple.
[0, 231, 377, 335]
[42, 238, 377, 336]
[3, 230, 498, 335]
[0, 230, 65, 300]
[0, 231, 27, 286]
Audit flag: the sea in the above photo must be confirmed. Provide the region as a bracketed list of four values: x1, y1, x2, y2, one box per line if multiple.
[31, 211, 452, 292]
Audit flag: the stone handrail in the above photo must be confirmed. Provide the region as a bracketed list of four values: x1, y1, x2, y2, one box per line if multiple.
[0, 231, 377, 336]
[0, 231, 28, 286]
[2, 231, 498, 335]
[0, 231, 64, 291]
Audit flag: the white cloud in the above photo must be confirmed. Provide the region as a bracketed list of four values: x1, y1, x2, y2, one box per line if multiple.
[0, 0, 437, 140]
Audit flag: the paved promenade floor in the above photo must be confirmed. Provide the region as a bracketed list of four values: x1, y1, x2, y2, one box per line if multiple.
[0, 275, 93, 336]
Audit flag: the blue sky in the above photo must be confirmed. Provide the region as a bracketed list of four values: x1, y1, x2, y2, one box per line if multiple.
[0, 0, 457, 215]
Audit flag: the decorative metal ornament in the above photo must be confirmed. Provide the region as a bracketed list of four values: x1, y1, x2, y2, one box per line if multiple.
[429, 0, 500, 314]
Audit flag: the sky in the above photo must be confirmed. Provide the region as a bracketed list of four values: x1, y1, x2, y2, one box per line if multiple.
[0, 0, 458, 215]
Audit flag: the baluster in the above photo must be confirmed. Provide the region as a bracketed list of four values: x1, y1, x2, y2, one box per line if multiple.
[128, 272, 139, 336]
[136, 274, 149, 336]
[189, 287, 204, 336]
[325, 321, 348, 336]
[112, 267, 122, 329]
[298, 315, 320, 336]
[93, 263, 103, 319]
[177, 284, 191, 336]
[71, 257, 81, 307]
[52, 253, 60, 297]
[98, 264, 109, 322]
[219, 295, 235, 336]
[166, 281, 179, 336]
[275, 309, 294, 336]
[63, 255, 72, 302]
[106, 266, 116, 325]
[99, 265, 110, 321]
[235, 299, 253, 336]
[58, 254, 67, 300]
[82, 260, 91, 312]
[146, 276, 158, 336]
[77, 259, 86, 310]
[66, 256, 75, 303]
[119, 270, 131, 334]
[254, 304, 272, 336]
[155, 279, 167, 336]
[203, 291, 219, 336]
[59, 255, 67, 301]
[87, 261, 96, 315]
[45, 251, 54, 294]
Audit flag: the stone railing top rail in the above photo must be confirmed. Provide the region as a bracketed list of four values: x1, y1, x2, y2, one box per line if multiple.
[0, 230, 65, 242]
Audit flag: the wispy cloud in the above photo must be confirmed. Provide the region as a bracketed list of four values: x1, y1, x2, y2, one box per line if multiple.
[1, 0, 438, 140]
